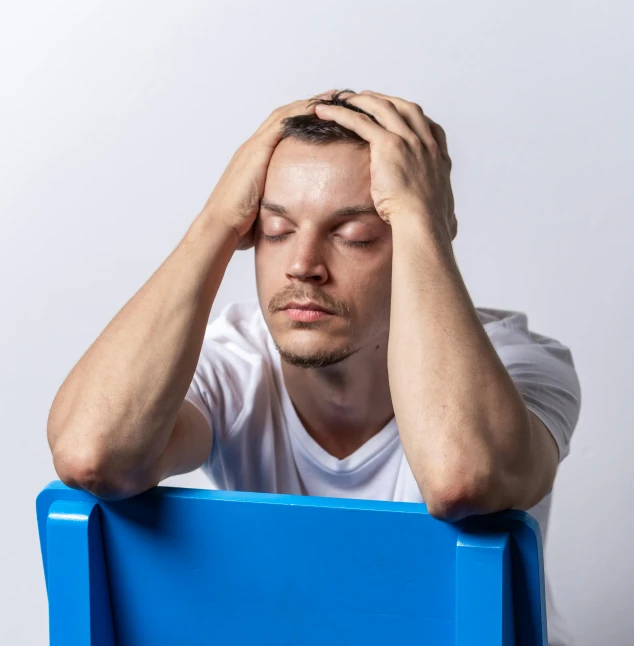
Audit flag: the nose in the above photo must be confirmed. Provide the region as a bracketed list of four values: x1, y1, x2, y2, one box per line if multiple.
[285, 235, 328, 285]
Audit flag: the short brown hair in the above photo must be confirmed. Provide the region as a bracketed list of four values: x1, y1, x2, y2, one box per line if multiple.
[279, 89, 379, 148]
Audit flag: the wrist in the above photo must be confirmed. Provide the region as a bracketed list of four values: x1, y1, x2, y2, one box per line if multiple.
[189, 208, 241, 247]
[390, 213, 454, 260]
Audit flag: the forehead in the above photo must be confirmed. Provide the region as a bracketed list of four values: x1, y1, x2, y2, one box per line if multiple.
[263, 139, 372, 213]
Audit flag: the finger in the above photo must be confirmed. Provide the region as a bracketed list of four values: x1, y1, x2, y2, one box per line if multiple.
[313, 103, 391, 145]
[317, 88, 339, 98]
[360, 90, 437, 151]
[256, 96, 323, 136]
[337, 92, 417, 142]
[308, 89, 338, 101]
[426, 117, 451, 165]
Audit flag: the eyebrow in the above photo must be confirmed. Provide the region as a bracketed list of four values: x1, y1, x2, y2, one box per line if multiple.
[259, 199, 379, 218]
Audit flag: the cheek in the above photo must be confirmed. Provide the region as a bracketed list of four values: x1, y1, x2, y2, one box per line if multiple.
[254, 250, 288, 307]
[254, 240, 285, 272]
[254, 253, 271, 294]
[355, 249, 392, 286]
[363, 267, 393, 331]
[343, 258, 393, 313]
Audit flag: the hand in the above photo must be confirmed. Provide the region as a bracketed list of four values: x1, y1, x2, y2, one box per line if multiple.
[201, 90, 339, 250]
[313, 90, 457, 243]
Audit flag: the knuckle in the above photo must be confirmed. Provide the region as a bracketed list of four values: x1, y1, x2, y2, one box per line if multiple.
[384, 134, 406, 152]
[406, 133, 423, 149]
[427, 139, 441, 157]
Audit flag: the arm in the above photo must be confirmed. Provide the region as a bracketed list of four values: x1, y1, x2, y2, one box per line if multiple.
[388, 218, 558, 521]
[47, 213, 238, 500]
[48, 95, 328, 500]
[313, 90, 560, 521]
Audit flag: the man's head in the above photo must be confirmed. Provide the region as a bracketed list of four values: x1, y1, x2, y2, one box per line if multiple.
[254, 89, 393, 369]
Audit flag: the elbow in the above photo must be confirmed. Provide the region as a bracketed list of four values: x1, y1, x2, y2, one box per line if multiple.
[422, 469, 502, 522]
[425, 487, 479, 522]
[52, 445, 147, 501]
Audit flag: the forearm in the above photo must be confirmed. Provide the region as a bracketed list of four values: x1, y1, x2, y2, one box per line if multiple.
[47, 209, 238, 487]
[388, 218, 532, 520]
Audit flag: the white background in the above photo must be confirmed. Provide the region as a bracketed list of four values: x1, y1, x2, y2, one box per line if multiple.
[1, 2, 632, 644]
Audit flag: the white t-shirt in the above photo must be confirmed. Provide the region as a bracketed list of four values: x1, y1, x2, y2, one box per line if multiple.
[185, 301, 581, 646]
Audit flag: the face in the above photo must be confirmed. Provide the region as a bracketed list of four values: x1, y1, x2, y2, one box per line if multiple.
[254, 138, 393, 369]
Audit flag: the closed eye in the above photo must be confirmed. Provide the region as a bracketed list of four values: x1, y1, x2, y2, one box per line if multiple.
[339, 239, 372, 248]
[262, 233, 290, 243]
[262, 233, 372, 248]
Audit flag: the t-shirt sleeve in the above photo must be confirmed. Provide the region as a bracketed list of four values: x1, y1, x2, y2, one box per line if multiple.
[184, 373, 214, 438]
[485, 312, 582, 463]
[183, 302, 263, 462]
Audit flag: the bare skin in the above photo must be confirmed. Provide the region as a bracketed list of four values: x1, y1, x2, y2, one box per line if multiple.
[48, 86, 559, 522]
[299, 89, 558, 520]
[253, 139, 395, 459]
[46, 91, 337, 498]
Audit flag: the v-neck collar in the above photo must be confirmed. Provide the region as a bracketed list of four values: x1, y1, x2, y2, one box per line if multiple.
[265, 326, 400, 475]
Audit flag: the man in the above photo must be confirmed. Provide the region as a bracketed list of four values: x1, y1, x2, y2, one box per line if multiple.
[47, 89, 581, 644]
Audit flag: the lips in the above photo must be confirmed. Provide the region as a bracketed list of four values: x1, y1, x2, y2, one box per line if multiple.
[281, 301, 333, 314]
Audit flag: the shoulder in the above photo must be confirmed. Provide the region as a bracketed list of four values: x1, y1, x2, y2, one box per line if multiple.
[475, 306, 580, 422]
[476, 306, 530, 339]
[476, 306, 573, 363]
[476, 306, 582, 461]
[206, 300, 265, 340]
[188, 301, 274, 442]
[193, 300, 273, 402]
[202, 300, 271, 360]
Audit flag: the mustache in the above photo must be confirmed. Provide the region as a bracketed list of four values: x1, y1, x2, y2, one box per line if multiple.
[269, 289, 344, 316]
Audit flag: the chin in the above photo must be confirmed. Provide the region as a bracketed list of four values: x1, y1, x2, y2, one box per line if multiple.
[273, 338, 358, 369]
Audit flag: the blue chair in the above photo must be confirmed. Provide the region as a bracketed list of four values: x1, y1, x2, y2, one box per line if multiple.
[36, 481, 547, 645]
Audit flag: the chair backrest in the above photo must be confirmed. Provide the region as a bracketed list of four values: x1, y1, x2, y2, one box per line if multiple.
[36, 481, 547, 645]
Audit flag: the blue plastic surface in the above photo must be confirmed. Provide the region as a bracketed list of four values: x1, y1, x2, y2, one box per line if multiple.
[36, 481, 547, 645]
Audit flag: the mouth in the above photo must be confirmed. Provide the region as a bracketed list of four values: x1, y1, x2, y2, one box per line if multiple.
[281, 301, 334, 314]
[280, 302, 335, 322]
[282, 308, 333, 322]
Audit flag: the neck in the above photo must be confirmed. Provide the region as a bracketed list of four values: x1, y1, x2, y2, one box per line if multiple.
[280, 338, 394, 459]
